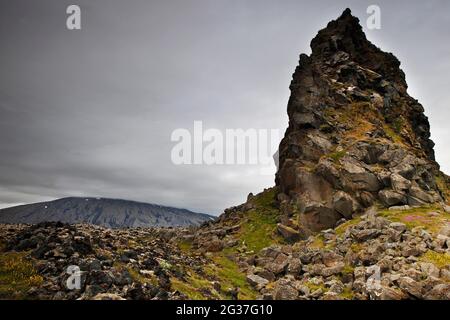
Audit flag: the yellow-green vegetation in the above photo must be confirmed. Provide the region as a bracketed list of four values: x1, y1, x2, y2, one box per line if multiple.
[335, 216, 362, 236]
[178, 240, 193, 252]
[129, 267, 156, 285]
[419, 251, 450, 269]
[238, 188, 284, 253]
[331, 204, 450, 238]
[328, 150, 347, 163]
[158, 259, 173, 271]
[207, 254, 257, 299]
[337, 100, 407, 146]
[392, 117, 405, 134]
[171, 275, 213, 300]
[338, 102, 377, 142]
[383, 124, 403, 145]
[305, 281, 328, 294]
[302, 234, 338, 251]
[379, 205, 450, 234]
[350, 242, 364, 253]
[171, 189, 279, 300]
[348, 119, 374, 141]
[341, 264, 355, 276]
[0, 251, 43, 299]
[128, 239, 138, 248]
[113, 261, 158, 286]
[252, 187, 277, 208]
[343, 102, 372, 118]
[172, 196, 449, 301]
[308, 235, 325, 249]
[339, 286, 354, 300]
[239, 210, 279, 253]
[171, 253, 257, 300]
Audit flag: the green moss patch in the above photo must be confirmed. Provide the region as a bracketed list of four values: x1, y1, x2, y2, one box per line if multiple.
[341, 264, 355, 276]
[172, 253, 257, 300]
[238, 188, 283, 253]
[305, 281, 328, 294]
[0, 251, 43, 299]
[419, 251, 450, 269]
[379, 205, 449, 234]
[113, 261, 158, 286]
[207, 254, 257, 299]
[392, 117, 405, 134]
[178, 240, 193, 252]
[383, 124, 403, 145]
[350, 243, 364, 253]
[308, 235, 326, 249]
[339, 286, 354, 300]
[328, 150, 347, 163]
[170, 276, 213, 300]
[335, 217, 362, 236]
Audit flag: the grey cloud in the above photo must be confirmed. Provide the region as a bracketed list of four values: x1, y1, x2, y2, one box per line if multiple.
[0, 0, 449, 214]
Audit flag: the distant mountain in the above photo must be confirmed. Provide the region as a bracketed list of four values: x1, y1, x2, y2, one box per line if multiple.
[0, 197, 214, 228]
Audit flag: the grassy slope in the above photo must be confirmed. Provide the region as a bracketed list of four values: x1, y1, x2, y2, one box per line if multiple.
[173, 188, 450, 300]
[378, 205, 450, 269]
[172, 188, 283, 299]
[0, 245, 43, 299]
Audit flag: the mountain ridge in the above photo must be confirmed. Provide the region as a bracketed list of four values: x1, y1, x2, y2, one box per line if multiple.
[0, 197, 214, 228]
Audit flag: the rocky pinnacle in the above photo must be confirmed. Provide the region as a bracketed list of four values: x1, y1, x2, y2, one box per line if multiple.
[275, 9, 446, 232]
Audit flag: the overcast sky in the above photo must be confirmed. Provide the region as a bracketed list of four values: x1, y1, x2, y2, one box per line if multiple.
[0, 0, 449, 214]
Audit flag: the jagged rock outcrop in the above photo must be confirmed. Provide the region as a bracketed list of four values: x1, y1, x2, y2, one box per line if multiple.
[275, 8, 447, 232]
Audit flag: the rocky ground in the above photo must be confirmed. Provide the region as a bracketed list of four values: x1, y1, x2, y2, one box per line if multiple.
[242, 197, 450, 300]
[199, 189, 450, 300]
[0, 188, 449, 300]
[1, 9, 449, 300]
[0, 222, 203, 300]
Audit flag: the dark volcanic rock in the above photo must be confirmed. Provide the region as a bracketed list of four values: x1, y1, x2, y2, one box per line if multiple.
[275, 8, 445, 232]
[0, 222, 210, 300]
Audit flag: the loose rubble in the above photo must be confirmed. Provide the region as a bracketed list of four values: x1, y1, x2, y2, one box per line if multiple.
[242, 208, 450, 300]
[0, 222, 206, 300]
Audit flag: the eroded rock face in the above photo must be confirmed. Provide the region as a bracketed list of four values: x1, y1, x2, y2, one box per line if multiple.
[275, 8, 445, 232]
